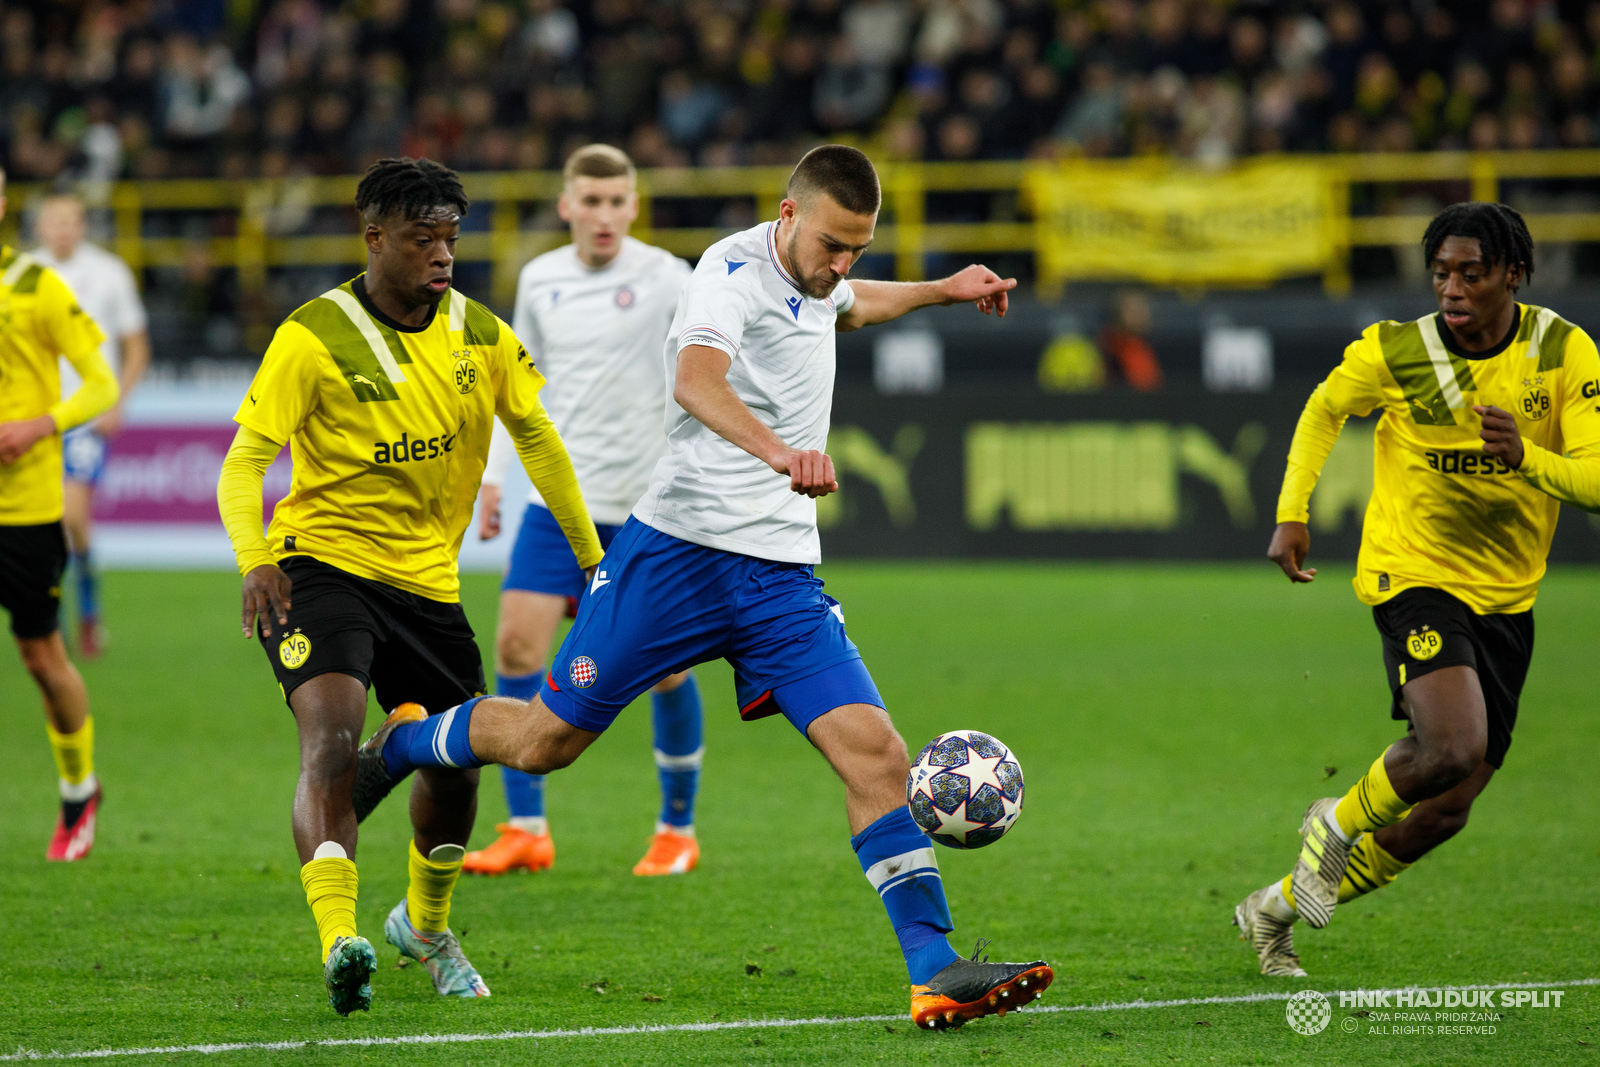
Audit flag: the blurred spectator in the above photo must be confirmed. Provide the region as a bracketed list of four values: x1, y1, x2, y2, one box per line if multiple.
[1097, 290, 1163, 392]
[5, 0, 1600, 184]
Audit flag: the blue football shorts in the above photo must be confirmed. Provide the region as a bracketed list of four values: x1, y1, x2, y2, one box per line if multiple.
[539, 518, 883, 737]
[503, 502, 624, 614]
[62, 427, 107, 486]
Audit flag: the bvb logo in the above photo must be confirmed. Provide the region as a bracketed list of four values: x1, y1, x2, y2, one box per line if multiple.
[279, 630, 312, 670]
[452, 356, 478, 394]
[1518, 384, 1552, 420]
[1407, 627, 1443, 661]
[1285, 989, 1332, 1035]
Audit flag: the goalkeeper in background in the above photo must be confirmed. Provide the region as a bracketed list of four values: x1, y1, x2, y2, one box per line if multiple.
[1235, 202, 1600, 977]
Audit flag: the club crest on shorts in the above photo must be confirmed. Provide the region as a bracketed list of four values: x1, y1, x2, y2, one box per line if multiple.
[569, 656, 598, 688]
[279, 630, 312, 670]
[1406, 626, 1443, 661]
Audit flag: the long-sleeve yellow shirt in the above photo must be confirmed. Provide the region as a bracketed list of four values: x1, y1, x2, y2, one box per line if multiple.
[0, 248, 116, 525]
[1278, 304, 1600, 614]
[217, 278, 602, 601]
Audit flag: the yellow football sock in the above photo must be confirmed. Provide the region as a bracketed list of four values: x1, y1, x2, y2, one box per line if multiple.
[301, 856, 359, 961]
[1333, 748, 1413, 839]
[46, 717, 94, 785]
[406, 840, 464, 933]
[1338, 834, 1413, 903]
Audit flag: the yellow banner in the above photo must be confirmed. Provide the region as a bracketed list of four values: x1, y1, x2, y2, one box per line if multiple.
[1030, 159, 1340, 287]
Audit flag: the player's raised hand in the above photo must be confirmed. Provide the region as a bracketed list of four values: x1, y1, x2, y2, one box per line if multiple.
[939, 264, 1017, 317]
[1473, 404, 1525, 469]
[478, 483, 503, 540]
[242, 563, 293, 638]
[1267, 521, 1317, 583]
[770, 447, 839, 498]
[0, 415, 56, 464]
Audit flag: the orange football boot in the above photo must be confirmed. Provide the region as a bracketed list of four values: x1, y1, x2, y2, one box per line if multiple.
[910, 942, 1054, 1030]
[632, 828, 699, 875]
[462, 824, 554, 875]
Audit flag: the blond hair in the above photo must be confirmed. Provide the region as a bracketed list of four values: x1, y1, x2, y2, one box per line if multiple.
[563, 144, 635, 188]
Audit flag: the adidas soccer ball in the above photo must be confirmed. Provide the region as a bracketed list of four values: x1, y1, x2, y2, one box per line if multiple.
[906, 731, 1024, 849]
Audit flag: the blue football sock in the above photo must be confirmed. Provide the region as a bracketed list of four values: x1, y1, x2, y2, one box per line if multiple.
[495, 672, 546, 819]
[382, 697, 485, 775]
[73, 551, 98, 621]
[651, 674, 703, 829]
[853, 806, 959, 984]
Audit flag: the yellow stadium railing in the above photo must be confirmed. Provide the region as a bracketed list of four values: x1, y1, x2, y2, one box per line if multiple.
[6, 149, 1600, 318]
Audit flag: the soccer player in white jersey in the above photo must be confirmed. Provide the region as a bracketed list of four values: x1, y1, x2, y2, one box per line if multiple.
[465, 145, 705, 878]
[33, 192, 150, 658]
[354, 145, 1054, 1030]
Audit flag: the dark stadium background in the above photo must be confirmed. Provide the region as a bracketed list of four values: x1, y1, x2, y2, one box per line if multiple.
[4, 0, 1600, 560]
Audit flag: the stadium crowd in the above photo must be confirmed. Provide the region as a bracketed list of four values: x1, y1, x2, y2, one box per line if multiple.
[4, 0, 1600, 183]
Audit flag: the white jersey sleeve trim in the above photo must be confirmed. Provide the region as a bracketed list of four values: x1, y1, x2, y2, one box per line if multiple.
[680, 324, 740, 355]
[833, 279, 856, 316]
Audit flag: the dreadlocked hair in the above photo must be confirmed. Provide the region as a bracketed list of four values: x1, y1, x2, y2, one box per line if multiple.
[1421, 202, 1534, 289]
[355, 158, 469, 224]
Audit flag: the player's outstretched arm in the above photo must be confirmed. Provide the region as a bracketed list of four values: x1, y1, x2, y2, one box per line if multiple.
[835, 264, 1016, 332]
[676, 344, 837, 498]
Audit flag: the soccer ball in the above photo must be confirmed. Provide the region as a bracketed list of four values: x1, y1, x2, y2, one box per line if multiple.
[906, 731, 1024, 849]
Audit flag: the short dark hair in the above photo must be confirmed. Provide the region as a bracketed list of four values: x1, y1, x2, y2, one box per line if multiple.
[1422, 202, 1534, 288]
[355, 157, 469, 224]
[787, 145, 881, 215]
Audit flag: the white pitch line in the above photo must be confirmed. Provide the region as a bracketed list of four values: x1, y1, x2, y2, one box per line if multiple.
[6, 977, 1594, 1061]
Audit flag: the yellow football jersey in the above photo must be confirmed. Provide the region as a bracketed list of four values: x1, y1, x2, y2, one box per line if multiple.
[0, 247, 113, 525]
[1280, 303, 1600, 614]
[236, 276, 600, 602]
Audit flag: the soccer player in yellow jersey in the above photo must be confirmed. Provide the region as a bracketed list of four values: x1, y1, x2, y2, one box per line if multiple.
[0, 166, 120, 862]
[1234, 202, 1600, 977]
[217, 159, 602, 1015]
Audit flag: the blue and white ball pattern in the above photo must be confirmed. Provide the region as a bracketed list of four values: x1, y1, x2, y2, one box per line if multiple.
[906, 730, 1024, 849]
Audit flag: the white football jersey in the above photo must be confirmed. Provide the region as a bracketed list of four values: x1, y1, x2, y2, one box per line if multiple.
[483, 236, 691, 525]
[34, 241, 147, 397]
[632, 221, 855, 564]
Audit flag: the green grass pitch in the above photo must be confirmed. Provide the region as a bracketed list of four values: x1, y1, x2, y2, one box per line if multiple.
[2, 563, 1596, 1065]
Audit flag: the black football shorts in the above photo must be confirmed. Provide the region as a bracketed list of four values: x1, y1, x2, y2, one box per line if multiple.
[0, 522, 67, 639]
[257, 555, 486, 714]
[1372, 586, 1533, 769]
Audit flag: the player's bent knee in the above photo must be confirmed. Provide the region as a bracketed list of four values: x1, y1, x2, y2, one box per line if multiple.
[496, 633, 545, 677]
[1422, 741, 1485, 791]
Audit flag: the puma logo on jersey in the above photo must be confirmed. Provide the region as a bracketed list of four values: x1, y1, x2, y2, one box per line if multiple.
[590, 569, 611, 593]
[351, 373, 378, 387]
